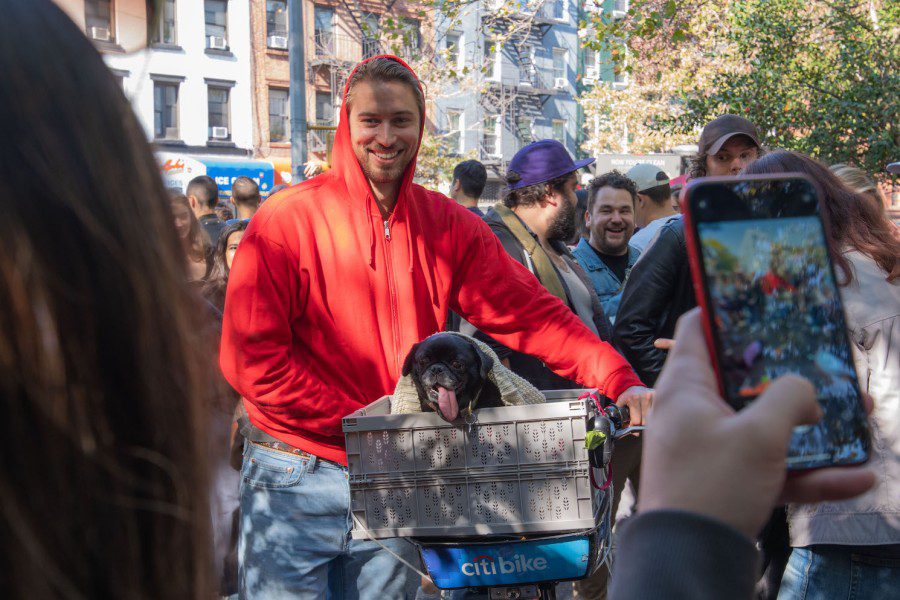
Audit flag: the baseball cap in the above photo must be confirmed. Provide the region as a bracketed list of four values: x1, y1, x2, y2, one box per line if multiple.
[507, 140, 595, 190]
[626, 163, 670, 193]
[699, 114, 761, 155]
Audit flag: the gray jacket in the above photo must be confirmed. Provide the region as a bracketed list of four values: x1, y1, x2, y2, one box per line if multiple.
[788, 250, 900, 546]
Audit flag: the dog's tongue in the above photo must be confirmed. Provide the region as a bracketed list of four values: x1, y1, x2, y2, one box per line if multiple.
[436, 386, 459, 421]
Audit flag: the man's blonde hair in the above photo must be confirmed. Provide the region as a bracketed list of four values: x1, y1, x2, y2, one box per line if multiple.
[344, 58, 425, 118]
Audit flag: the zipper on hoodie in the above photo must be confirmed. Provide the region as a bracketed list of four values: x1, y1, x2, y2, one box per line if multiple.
[382, 217, 402, 372]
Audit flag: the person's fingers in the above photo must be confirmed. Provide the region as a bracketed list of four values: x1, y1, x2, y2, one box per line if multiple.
[779, 467, 876, 505]
[666, 309, 711, 365]
[654, 338, 675, 350]
[734, 375, 819, 441]
[654, 309, 724, 417]
[862, 393, 874, 415]
[622, 396, 642, 425]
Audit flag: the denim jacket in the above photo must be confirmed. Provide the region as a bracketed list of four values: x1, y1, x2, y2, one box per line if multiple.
[572, 239, 641, 322]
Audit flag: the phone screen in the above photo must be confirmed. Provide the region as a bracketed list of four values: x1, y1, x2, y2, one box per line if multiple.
[687, 176, 870, 470]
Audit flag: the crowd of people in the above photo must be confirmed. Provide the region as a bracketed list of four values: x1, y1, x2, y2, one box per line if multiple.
[2, 2, 898, 599]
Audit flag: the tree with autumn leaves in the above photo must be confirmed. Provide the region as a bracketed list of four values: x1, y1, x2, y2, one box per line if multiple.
[582, 0, 898, 179]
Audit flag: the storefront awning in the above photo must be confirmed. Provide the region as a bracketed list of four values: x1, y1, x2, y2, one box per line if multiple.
[198, 157, 275, 199]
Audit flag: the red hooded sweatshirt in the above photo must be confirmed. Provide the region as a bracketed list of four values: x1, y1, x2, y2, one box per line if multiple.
[220, 56, 642, 465]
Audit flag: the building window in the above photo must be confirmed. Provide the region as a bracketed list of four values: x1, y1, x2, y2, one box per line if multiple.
[446, 109, 463, 154]
[269, 88, 290, 142]
[151, 0, 176, 45]
[484, 39, 500, 80]
[516, 116, 534, 143]
[208, 86, 231, 141]
[400, 18, 421, 52]
[483, 116, 499, 156]
[153, 81, 179, 140]
[612, 41, 627, 86]
[266, 0, 288, 39]
[362, 15, 380, 58]
[552, 119, 566, 144]
[205, 0, 228, 48]
[315, 91, 335, 126]
[553, 48, 566, 80]
[314, 6, 335, 55]
[446, 32, 462, 68]
[85, 0, 114, 41]
[518, 44, 535, 85]
[584, 49, 598, 80]
[551, 0, 565, 20]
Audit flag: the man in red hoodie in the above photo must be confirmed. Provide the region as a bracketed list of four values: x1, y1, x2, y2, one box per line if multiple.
[221, 56, 650, 598]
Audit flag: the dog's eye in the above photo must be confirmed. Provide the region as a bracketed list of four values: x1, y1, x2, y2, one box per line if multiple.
[451, 361, 464, 371]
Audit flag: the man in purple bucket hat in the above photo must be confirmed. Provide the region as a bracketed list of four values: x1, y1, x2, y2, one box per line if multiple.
[475, 139, 652, 407]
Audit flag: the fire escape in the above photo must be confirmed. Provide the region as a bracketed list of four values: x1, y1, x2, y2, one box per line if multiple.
[307, 1, 389, 161]
[479, 1, 558, 171]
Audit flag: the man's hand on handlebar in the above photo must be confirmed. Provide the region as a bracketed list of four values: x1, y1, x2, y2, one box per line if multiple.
[616, 385, 654, 426]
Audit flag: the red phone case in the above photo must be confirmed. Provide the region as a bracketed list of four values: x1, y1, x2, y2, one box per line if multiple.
[681, 174, 870, 473]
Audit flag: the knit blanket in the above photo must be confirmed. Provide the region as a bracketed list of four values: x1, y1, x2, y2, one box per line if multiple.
[390, 331, 545, 414]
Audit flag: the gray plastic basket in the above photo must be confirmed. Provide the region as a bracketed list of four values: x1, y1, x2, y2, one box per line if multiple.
[342, 390, 598, 539]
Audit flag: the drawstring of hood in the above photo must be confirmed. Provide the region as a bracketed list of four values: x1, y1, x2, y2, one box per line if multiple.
[329, 54, 425, 271]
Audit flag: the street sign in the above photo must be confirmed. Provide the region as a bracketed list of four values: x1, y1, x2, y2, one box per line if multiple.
[593, 153, 682, 177]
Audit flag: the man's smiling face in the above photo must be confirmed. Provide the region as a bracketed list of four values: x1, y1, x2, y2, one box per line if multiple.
[348, 79, 421, 186]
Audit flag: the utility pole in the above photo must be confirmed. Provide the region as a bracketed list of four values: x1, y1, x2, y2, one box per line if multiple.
[289, 0, 308, 182]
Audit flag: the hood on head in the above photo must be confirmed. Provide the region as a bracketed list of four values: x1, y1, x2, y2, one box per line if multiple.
[331, 55, 426, 208]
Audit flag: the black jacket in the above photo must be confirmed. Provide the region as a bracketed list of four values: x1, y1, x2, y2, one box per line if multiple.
[613, 217, 696, 386]
[464, 207, 613, 390]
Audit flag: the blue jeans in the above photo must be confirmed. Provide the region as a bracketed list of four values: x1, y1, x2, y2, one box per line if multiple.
[779, 546, 900, 600]
[239, 441, 415, 599]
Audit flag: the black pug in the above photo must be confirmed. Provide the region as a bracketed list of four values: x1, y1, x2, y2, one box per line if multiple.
[401, 333, 503, 422]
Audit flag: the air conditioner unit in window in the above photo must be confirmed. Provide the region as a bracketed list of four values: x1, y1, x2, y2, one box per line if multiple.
[211, 127, 230, 139]
[268, 35, 288, 50]
[554, 77, 567, 89]
[90, 26, 111, 41]
[208, 36, 228, 50]
[583, 76, 596, 85]
[164, 126, 179, 139]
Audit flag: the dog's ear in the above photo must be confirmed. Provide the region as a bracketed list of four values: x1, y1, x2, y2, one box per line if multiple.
[401, 342, 421, 377]
[471, 340, 494, 380]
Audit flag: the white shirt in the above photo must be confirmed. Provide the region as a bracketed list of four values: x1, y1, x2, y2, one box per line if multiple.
[630, 214, 681, 253]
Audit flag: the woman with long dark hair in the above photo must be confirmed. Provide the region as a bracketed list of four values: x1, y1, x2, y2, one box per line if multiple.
[743, 151, 900, 599]
[0, 1, 213, 597]
[171, 192, 213, 283]
[203, 219, 249, 313]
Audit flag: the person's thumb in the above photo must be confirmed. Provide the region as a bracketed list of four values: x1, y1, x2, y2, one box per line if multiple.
[736, 375, 820, 440]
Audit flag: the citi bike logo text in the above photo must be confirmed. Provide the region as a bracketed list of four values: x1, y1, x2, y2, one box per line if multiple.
[460, 554, 548, 577]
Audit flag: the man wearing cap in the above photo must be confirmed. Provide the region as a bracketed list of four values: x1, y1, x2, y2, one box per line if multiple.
[222, 57, 650, 598]
[689, 113, 763, 179]
[627, 163, 679, 253]
[613, 115, 763, 387]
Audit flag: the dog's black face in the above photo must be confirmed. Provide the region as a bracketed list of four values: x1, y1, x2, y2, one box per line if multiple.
[401, 334, 497, 422]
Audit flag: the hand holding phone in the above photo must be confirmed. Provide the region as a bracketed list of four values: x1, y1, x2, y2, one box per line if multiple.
[640, 309, 875, 538]
[682, 175, 871, 470]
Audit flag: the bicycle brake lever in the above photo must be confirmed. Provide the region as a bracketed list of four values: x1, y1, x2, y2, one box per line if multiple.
[613, 425, 646, 440]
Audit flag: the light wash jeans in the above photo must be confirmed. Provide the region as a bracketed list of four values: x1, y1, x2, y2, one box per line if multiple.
[238, 441, 415, 599]
[779, 545, 900, 600]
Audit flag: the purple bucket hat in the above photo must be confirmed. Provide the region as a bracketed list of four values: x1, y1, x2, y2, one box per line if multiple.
[507, 140, 595, 190]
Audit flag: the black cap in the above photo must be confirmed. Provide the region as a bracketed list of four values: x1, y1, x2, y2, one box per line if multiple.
[699, 114, 761, 155]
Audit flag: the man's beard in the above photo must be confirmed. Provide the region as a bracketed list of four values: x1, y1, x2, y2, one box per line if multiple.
[359, 159, 409, 184]
[546, 197, 577, 242]
[356, 147, 413, 185]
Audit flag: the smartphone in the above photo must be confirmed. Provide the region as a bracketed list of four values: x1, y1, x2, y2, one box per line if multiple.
[683, 174, 870, 471]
